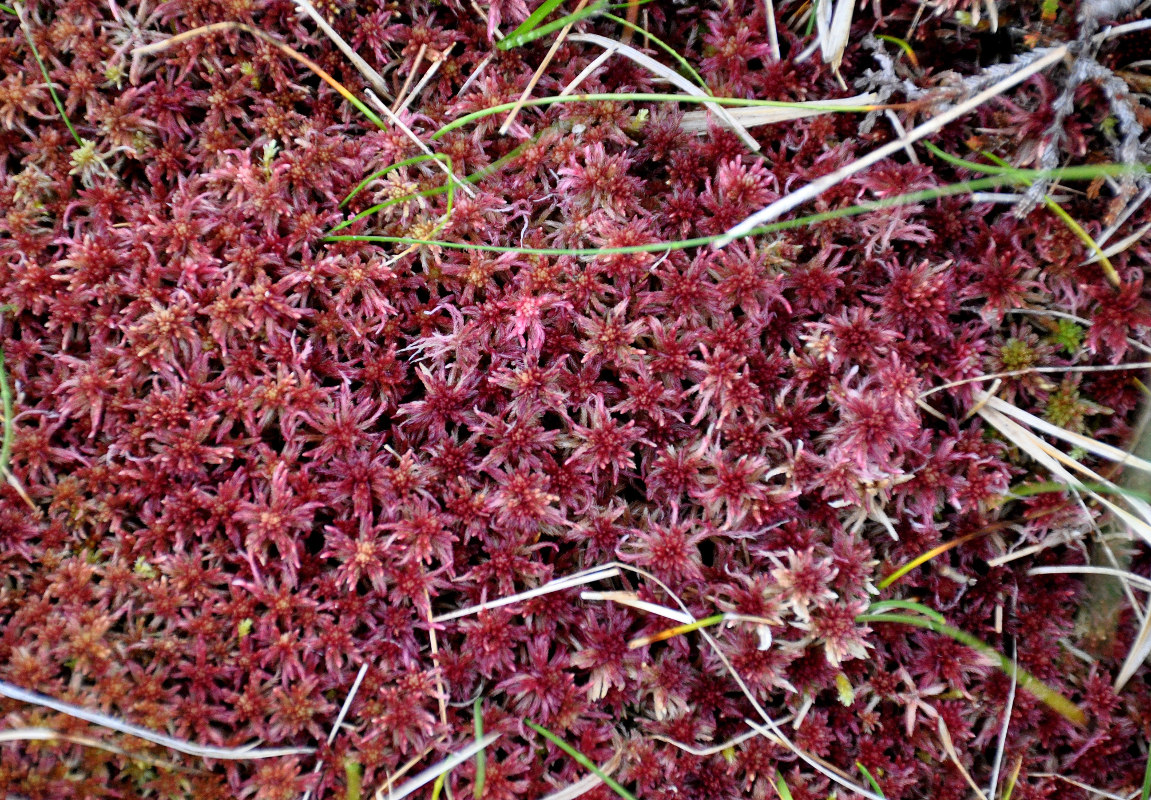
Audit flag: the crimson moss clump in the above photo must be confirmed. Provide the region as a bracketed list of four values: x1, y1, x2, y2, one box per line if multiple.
[2, 0, 1150, 798]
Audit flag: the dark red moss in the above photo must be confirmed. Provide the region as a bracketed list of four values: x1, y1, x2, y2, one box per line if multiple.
[1, 0, 1150, 798]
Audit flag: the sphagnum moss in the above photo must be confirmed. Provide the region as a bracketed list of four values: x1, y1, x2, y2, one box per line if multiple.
[1, 1, 1150, 799]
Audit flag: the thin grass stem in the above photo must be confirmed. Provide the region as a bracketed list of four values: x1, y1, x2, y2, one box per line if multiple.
[879, 525, 1007, 589]
[856, 762, 887, 798]
[856, 613, 1085, 725]
[506, 0, 567, 41]
[0, 680, 314, 759]
[602, 12, 709, 89]
[499, 0, 609, 49]
[473, 699, 486, 800]
[133, 22, 387, 130]
[16, 2, 82, 145]
[328, 167, 1142, 254]
[526, 721, 637, 800]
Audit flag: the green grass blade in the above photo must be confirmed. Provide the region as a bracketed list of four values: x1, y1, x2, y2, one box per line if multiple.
[526, 721, 636, 800]
[775, 774, 794, 800]
[507, 0, 569, 42]
[602, 12, 710, 90]
[865, 600, 946, 625]
[856, 613, 1085, 725]
[923, 141, 1015, 175]
[0, 4, 17, 14]
[499, 0, 610, 50]
[874, 34, 919, 68]
[473, 699, 486, 800]
[856, 762, 887, 798]
[1001, 757, 1023, 800]
[16, 3, 82, 146]
[344, 758, 363, 800]
[1043, 198, 1120, 285]
[340, 154, 449, 207]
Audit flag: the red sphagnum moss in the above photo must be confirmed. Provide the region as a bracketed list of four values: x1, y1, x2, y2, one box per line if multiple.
[2, 0, 1151, 798]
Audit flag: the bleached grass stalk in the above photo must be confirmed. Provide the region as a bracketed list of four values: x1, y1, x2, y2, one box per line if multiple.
[918, 361, 1151, 401]
[601, 12, 709, 90]
[528, 722, 634, 800]
[391, 43, 426, 113]
[431, 566, 619, 622]
[987, 529, 1084, 567]
[396, 54, 444, 115]
[539, 751, 623, 800]
[134, 23, 389, 131]
[977, 403, 1151, 541]
[300, 663, 370, 800]
[742, 718, 886, 800]
[425, 585, 449, 728]
[568, 33, 759, 151]
[364, 89, 476, 198]
[560, 47, 618, 96]
[982, 395, 1151, 477]
[333, 167, 1140, 256]
[886, 109, 919, 163]
[678, 93, 879, 132]
[937, 716, 988, 800]
[0, 727, 186, 770]
[1093, 18, 1151, 41]
[454, 53, 492, 99]
[0, 680, 313, 760]
[292, 0, 390, 100]
[968, 192, 1075, 208]
[592, 563, 888, 800]
[1084, 221, 1151, 265]
[650, 727, 766, 757]
[814, 0, 856, 74]
[987, 640, 1018, 800]
[374, 735, 500, 800]
[1119, 595, 1151, 693]
[1029, 566, 1151, 593]
[1096, 183, 1151, 247]
[762, 0, 781, 61]
[433, 92, 911, 139]
[579, 590, 692, 623]
[973, 396, 1151, 689]
[1031, 773, 1141, 800]
[499, 0, 591, 135]
[716, 46, 1069, 246]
